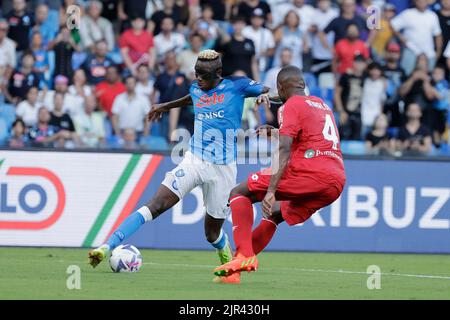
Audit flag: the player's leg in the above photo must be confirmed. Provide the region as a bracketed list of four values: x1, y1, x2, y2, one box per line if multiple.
[89, 154, 200, 268]
[252, 201, 284, 255]
[213, 181, 260, 276]
[201, 163, 235, 264]
[88, 185, 179, 268]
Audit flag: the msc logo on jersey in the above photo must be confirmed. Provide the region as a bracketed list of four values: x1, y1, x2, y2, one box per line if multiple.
[196, 92, 225, 108]
[0, 159, 66, 230]
[197, 110, 225, 120]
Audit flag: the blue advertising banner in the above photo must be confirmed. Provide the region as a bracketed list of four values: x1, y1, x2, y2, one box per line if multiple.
[128, 157, 450, 253]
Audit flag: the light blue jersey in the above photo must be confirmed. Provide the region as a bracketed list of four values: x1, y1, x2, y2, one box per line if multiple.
[189, 76, 264, 164]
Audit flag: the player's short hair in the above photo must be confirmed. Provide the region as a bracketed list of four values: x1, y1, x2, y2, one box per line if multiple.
[197, 50, 220, 61]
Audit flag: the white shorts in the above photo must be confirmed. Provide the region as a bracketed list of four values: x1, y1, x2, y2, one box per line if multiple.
[162, 151, 237, 219]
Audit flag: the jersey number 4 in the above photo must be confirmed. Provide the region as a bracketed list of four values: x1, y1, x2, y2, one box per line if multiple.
[322, 114, 339, 150]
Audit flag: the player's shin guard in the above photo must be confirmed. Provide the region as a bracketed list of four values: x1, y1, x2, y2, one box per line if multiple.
[106, 206, 152, 250]
[252, 218, 277, 255]
[229, 195, 254, 257]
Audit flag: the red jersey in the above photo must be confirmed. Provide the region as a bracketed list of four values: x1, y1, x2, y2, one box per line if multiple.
[334, 39, 369, 74]
[95, 81, 127, 116]
[119, 29, 154, 63]
[278, 95, 345, 182]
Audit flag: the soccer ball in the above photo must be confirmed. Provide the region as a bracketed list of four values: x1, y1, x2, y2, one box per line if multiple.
[109, 244, 143, 273]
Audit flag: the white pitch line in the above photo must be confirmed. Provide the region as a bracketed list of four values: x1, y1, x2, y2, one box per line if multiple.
[143, 262, 450, 280]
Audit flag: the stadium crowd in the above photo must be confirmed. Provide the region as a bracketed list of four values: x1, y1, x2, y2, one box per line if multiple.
[0, 0, 449, 156]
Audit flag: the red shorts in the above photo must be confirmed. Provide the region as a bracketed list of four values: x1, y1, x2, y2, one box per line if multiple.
[247, 168, 345, 226]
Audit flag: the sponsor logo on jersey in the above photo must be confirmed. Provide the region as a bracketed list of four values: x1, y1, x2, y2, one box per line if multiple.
[195, 92, 225, 108]
[304, 149, 315, 159]
[197, 110, 225, 120]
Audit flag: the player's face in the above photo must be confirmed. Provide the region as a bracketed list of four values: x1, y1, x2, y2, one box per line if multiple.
[195, 62, 220, 91]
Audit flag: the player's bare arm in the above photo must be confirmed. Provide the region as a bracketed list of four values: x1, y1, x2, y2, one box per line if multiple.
[147, 94, 193, 121]
[262, 135, 293, 216]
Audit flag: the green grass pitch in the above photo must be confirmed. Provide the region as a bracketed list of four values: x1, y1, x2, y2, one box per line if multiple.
[1, 247, 450, 300]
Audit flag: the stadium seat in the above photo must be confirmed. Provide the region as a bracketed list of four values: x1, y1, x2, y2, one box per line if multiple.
[318, 72, 335, 90]
[303, 72, 318, 91]
[139, 136, 170, 151]
[105, 135, 122, 149]
[0, 103, 16, 130]
[0, 118, 8, 146]
[340, 140, 367, 155]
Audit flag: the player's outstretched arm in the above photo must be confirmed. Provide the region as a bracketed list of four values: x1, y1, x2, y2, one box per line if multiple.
[147, 94, 193, 122]
[262, 135, 293, 215]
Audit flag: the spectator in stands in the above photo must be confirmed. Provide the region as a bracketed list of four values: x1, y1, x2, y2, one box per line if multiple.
[320, 0, 372, 45]
[365, 114, 395, 155]
[6, 52, 40, 104]
[399, 54, 435, 130]
[361, 62, 387, 137]
[153, 17, 186, 67]
[30, 31, 49, 87]
[272, 10, 308, 70]
[68, 69, 93, 100]
[74, 95, 106, 148]
[48, 26, 81, 80]
[48, 92, 79, 149]
[236, 0, 272, 26]
[122, 127, 139, 149]
[119, 16, 156, 76]
[41, 74, 84, 116]
[194, 5, 220, 42]
[8, 118, 28, 147]
[429, 65, 449, 146]
[215, 16, 258, 80]
[6, 0, 34, 53]
[391, 0, 442, 75]
[437, 0, 450, 67]
[371, 3, 396, 62]
[177, 33, 204, 80]
[80, 0, 115, 52]
[0, 19, 17, 86]
[32, 3, 58, 48]
[112, 75, 150, 139]
[383, 42, 406, 128]
[149, 0, 183, 35]
[135, 64, 154, 100]
[15, 86, 42, 127]
[333, 23, 370, 76]
[152, 51, 191, 139]
[95, 65, 127, 117]
[118, 0, 148, 30]
[200, 0, 231, 22]
[310, 0, 338, 76]
[81, 40, 115, 85]
[264, 48, 293, 96]
[397, 103, 432, 155]
[275, 0, 314, 33]
[334, 54, 367, 140]
[28, 107, 69, 147]
[242, 8, 275, 74]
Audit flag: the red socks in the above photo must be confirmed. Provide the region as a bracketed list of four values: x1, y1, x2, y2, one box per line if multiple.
[229, 195, 279, 257]
[252, 218, 277, 255]
[229, 195, 255, 257]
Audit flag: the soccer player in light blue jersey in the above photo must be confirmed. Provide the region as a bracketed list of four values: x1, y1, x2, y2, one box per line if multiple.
[89, 50, 273, 283]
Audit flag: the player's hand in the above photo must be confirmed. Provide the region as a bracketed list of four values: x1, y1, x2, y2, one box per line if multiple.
[256, 124, 277, 136]
[255, 94, 271, 109]
[262, 191, 276, 216]
[147, 104, 166, 122]
[339, 111, 349, 125]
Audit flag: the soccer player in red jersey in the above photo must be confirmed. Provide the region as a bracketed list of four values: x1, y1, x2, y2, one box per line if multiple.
[214, 66, 346, 281]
